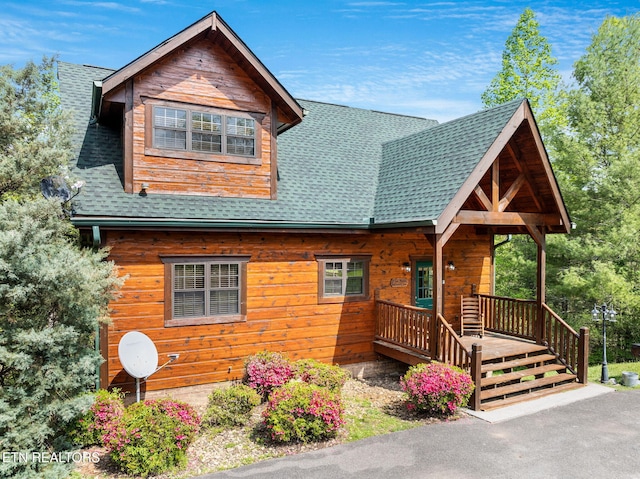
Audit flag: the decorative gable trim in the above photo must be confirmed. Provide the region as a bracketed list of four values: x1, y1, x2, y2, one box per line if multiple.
[100, 12, 303, 132]
[437, 100, 571, 235]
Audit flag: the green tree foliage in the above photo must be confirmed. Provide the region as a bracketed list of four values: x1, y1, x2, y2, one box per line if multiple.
[488, 9, 563, 302]
[0, 58, 73, 200]
[0, 59, 122, 478]
[489, 12, 640, 362]
[550, 14, 640, 361]
[481, 8, 563, 136]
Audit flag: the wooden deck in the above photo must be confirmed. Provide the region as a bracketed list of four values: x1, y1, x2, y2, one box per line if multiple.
[374, 298, 588, 410]
[458, 333, 547, 361]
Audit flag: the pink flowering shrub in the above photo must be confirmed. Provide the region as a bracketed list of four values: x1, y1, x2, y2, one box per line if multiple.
[70, 389, 124, 446]
[262, 381, 345, 443]
[400, 362, 474, 416]
[105, 399, 200, 476]
[244, 350, 295, 399]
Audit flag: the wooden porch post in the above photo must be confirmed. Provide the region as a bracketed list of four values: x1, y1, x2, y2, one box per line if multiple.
[578, 327, 589, 383]
[469, 343, 483, 411]
[527, 225, 546, 345]
[428, 234, 444, 358]
[536, 231, 546, 345]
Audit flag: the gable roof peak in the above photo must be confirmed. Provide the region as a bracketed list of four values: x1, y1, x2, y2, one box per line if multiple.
[99, 11, 303, 131]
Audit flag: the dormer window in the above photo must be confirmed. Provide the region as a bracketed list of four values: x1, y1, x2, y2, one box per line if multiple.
[145, 101, 261, 165]
[153, 106, 255, 156]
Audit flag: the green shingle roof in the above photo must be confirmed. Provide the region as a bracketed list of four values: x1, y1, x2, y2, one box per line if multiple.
[58, 61, 524, 229]
[375, 99, 523, 224]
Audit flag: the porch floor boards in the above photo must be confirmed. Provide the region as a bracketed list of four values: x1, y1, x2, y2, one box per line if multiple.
[458, 333, 547, 361]
[372, 340, 432, 366]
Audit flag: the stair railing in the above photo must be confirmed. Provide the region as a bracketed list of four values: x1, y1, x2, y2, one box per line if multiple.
[434, 313, 481, 410]
[434, 313, 472, 370]
[541, 303, 589, 382]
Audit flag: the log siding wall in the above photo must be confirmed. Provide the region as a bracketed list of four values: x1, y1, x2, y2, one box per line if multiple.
[104, 226, 490, 392]
[130, 39, 274, 198]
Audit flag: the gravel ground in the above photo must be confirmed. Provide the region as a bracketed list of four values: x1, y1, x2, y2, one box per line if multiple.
[75, 375, 458, 478]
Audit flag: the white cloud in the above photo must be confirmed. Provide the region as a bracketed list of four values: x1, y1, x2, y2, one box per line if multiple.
[347, 1, 406, 6]
[59, 1, 141, 14]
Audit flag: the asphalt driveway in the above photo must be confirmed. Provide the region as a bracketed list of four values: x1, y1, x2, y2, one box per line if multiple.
[200, 387, 640, 479]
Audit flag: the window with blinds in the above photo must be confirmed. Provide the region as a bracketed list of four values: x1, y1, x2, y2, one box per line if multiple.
[162, 257, 248, 326]
[152, 106, 255, 157]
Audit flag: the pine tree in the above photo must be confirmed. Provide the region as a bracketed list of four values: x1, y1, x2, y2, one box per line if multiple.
[0, 59, 122, 478]
[484, 8, 563, 301]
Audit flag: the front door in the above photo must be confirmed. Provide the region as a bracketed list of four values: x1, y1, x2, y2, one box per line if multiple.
[415, 261, 433, 309]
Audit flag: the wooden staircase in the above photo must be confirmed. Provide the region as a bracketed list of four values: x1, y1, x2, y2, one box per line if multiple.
[476, 343, 581, 410]
[374, 298, 589, 411]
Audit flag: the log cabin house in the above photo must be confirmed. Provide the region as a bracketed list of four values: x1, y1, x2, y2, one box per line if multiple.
[59, 12, 588, 410]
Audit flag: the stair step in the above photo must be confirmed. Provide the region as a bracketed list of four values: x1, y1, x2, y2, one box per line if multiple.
[482, 353, 557, 373]
[481, 363, 568, 387]
[480, 382, 585, 411]
[480, 372, 577, 401]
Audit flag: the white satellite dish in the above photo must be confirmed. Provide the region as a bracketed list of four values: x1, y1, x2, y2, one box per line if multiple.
[118, 331, 159, 402]
[119, 331, 159, 378]
[117, 331, 180, 402]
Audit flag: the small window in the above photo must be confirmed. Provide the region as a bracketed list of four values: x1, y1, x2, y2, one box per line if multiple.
[162, 256, 248, 327]
[154, 107, 187, 150]
[317, 256, 370, 303]
[151, 105, 256, 158]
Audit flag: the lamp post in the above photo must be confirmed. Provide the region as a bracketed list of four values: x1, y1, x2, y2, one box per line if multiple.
[591, 304, 617, 383]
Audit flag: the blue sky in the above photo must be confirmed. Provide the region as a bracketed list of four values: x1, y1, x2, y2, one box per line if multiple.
[2, 1, 638, 122]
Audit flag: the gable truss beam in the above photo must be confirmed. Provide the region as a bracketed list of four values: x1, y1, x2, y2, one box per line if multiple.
[505, 142, 543, 212]
[498, 173, 525, 212]
[454, 210, 563, 227]
[471, 156, 525, 213]
[473, 185, 493, 211]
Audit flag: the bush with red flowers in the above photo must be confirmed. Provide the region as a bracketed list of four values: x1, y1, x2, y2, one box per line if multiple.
[244, 350, 295, 399]
[105, 398, 200, 476]
[262, 381, 345, 443]
[400, 362, 474, 416]
[70, 388, 124, 447]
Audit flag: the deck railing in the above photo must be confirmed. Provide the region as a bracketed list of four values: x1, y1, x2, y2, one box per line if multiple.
[375, 300, 431, 354]
[478, 295, 588, 383]
[434, 313, 471, 369]
[374, 296, 588, 385]
[478, 294, 537, 340]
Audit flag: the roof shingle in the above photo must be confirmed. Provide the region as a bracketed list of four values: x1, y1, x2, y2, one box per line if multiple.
[58, 62, 523, 229]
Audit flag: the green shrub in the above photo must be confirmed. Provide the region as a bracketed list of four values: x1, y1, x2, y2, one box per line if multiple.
[202, 384, 261, 429]
[105, 399, 200, 477]
[400, 362, 474, 416]
[244, 350, 295, 399]
[294, 358, 351, 391]
[262, 381, 345, 443]
[70, 389, 124, 446]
